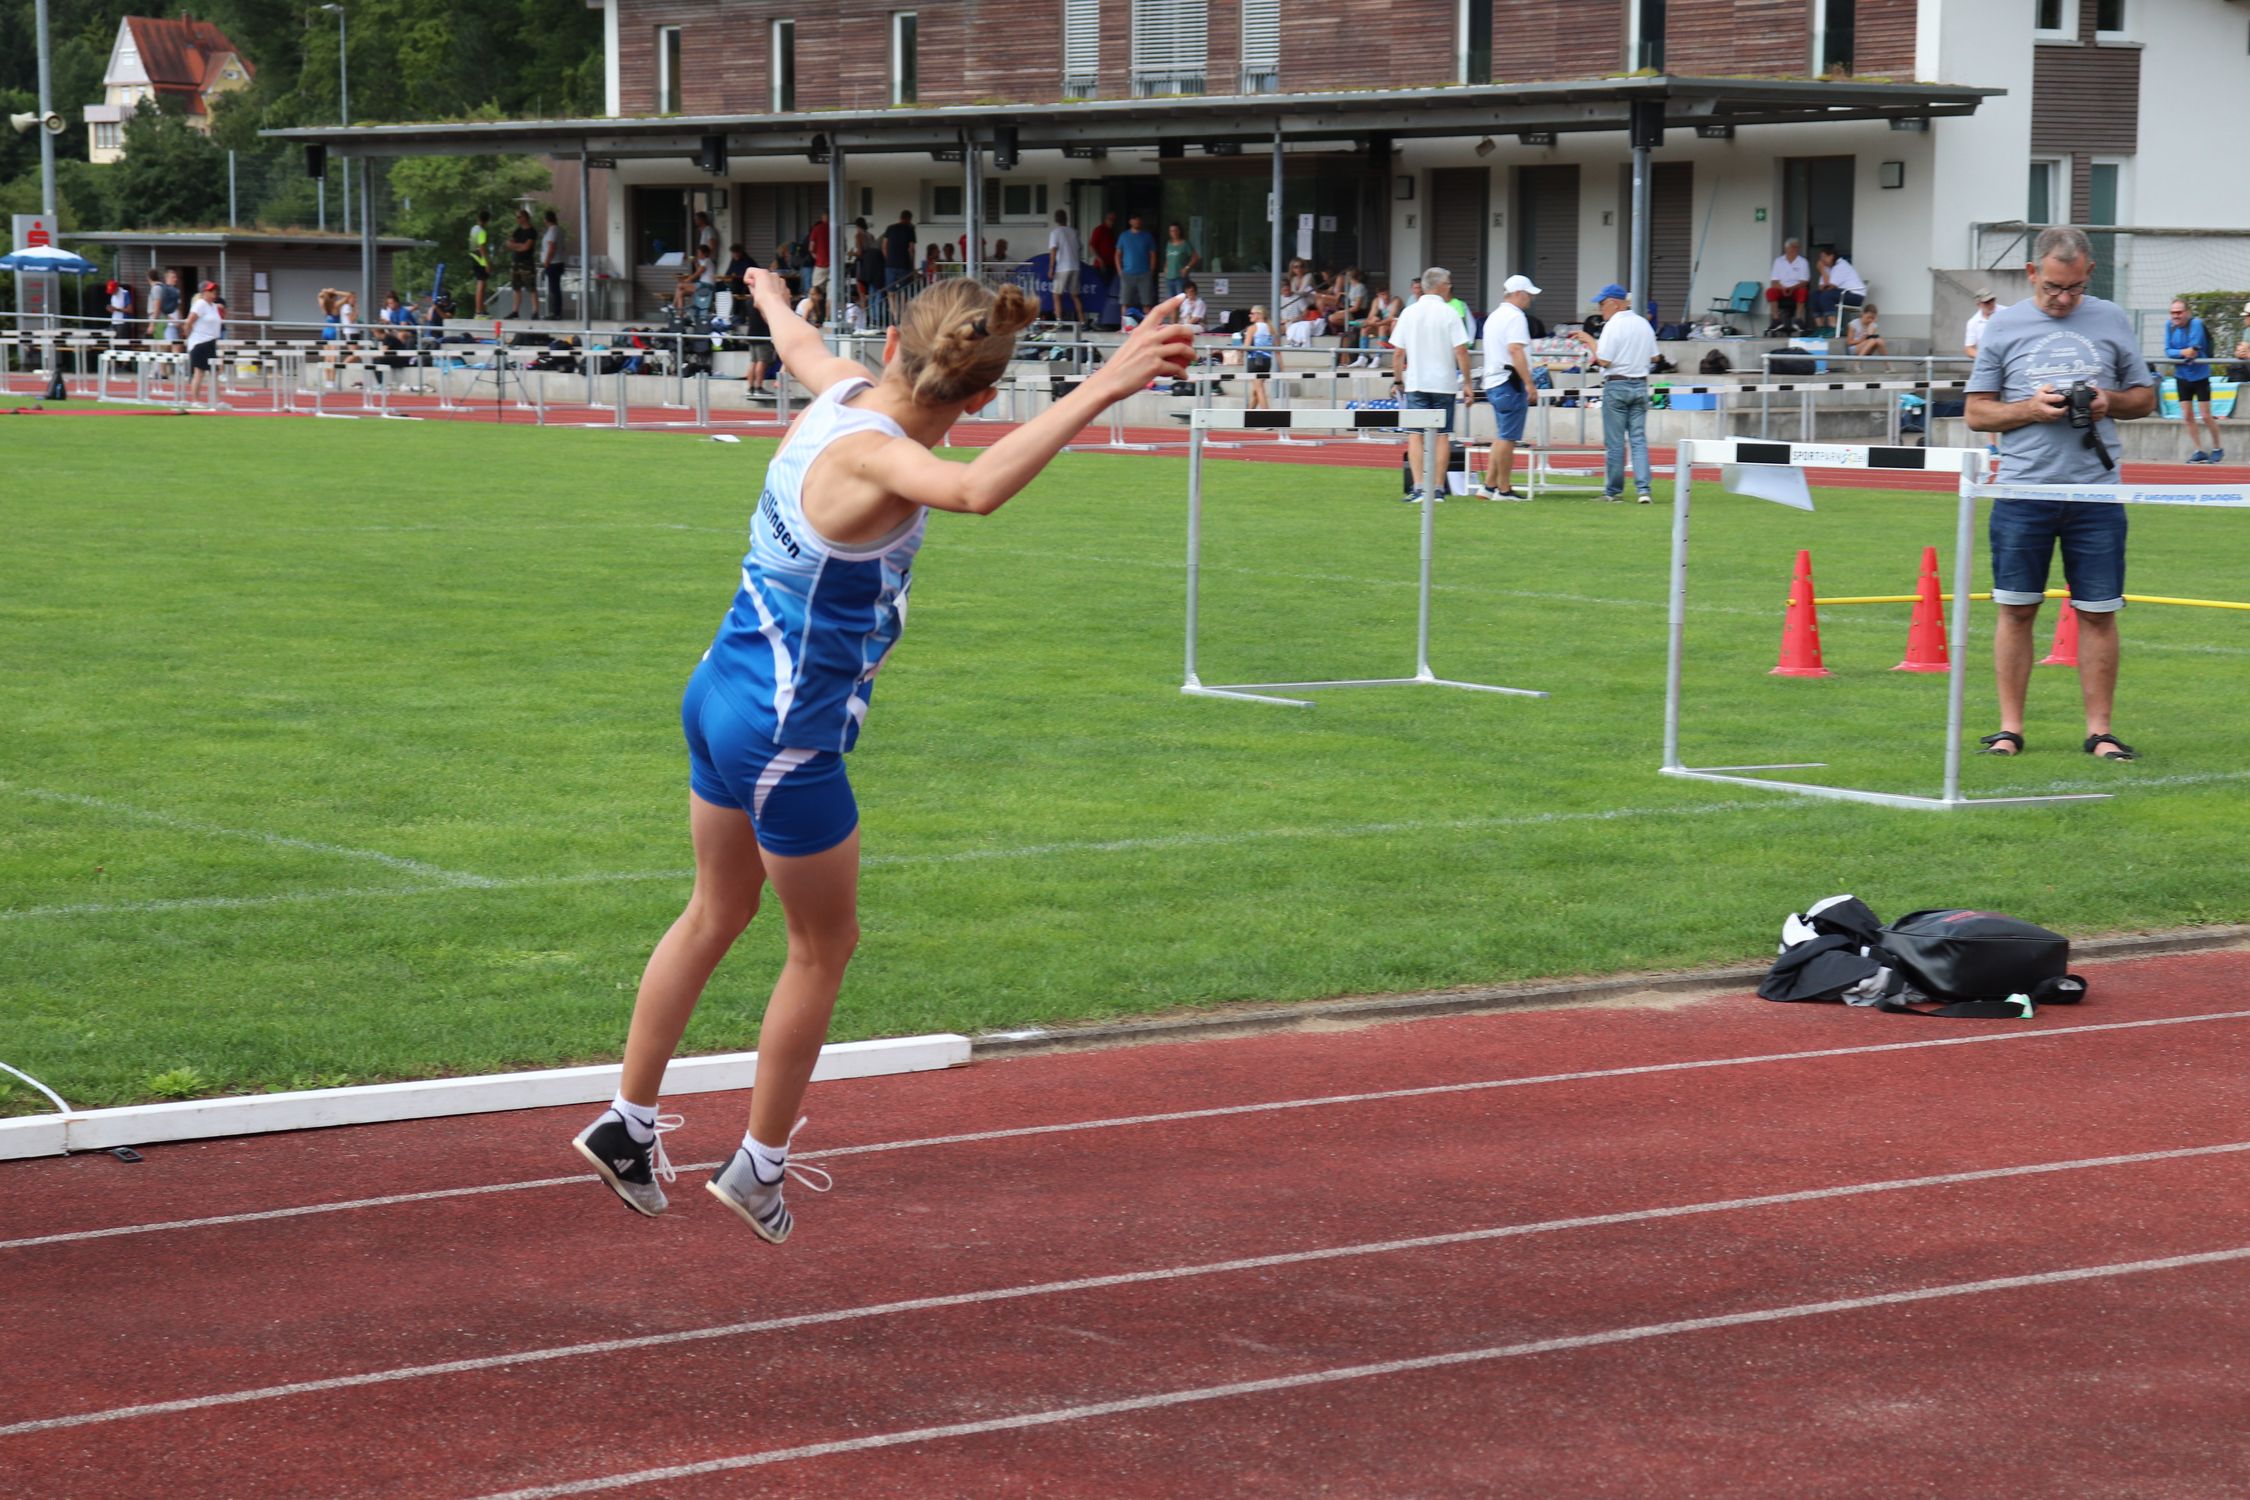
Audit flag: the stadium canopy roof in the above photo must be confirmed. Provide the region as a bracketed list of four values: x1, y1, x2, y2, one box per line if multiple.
[262, 75, 1998, 161]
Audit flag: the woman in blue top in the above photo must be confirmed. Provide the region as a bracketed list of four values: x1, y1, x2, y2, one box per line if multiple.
[575, 270, 1195, 1241]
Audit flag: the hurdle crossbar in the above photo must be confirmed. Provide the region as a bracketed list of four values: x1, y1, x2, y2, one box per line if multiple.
[1660, 438, 2112, 811]
[1183, 407, 1547, 708]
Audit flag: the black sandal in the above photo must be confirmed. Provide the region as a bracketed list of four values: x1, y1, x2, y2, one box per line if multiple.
[2083, 733, 2137, 761]
[1978, 731, 2024, 756]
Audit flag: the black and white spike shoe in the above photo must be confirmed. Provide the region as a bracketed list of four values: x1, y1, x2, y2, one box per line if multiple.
[572, 1108, 682, 1217]
[705, 1117, 832, 1245]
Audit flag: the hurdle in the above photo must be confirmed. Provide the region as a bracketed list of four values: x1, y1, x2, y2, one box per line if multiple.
[1659, 439, 2250, 810]
[1183, 407, 1547, 708]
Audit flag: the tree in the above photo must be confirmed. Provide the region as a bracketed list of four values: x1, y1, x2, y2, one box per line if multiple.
[105, 95, 228, 228]
[389, 147, 549, 300]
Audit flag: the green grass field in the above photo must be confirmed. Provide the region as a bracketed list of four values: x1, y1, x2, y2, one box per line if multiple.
[4, 414, 2247, 1110]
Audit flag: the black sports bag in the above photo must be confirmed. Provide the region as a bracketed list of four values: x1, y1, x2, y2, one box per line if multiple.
[1877, 909, 2087, 1018]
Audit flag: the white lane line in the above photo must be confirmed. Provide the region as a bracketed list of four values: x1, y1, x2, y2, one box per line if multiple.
[469, 1242, 2250, 1498]
[0, 783, 496, 889]
[4, 1141, 2243, 1440]
[13, 765, 2250, 926]
[8, 1007, 2247, 1254]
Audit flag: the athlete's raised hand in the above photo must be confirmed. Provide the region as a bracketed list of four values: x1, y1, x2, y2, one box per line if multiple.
[1089, 295, 1197, 403]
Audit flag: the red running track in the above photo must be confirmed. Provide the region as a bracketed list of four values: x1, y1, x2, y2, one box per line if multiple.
[4, 948, 2249, 1498]
[3, 374, 2223, 490]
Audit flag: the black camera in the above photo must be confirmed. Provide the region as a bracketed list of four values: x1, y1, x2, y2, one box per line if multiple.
[2066, 380, 2115, 470]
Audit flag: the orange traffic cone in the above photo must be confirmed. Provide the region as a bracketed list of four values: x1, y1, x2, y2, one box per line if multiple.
[1893, 545, 1950, 673]
[1772, 549, 1831, 678]
[2041, 598, 2080, 667]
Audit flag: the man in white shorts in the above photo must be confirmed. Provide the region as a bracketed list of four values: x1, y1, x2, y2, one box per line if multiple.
[1048, 210, 1083, 324]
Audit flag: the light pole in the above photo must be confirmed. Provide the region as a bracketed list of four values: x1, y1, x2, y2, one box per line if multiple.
[320, 4, 348, 234]
[32, 0, 57, 222]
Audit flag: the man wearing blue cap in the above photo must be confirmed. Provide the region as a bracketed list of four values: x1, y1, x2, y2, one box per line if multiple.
[1571, 283, 1657, 503]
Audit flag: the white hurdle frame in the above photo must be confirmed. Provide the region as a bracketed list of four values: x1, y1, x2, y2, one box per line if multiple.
[1183, 407, 1548, 709]
[1659, 437, 2203, 811]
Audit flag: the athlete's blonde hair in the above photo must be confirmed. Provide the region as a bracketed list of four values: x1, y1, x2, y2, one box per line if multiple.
[893, 279, 1039, 406]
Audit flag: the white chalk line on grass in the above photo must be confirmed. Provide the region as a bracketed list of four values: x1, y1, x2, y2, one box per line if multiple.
[0, 783, 496, 889]
[8, 1007, 2247, 1254]
[9, 765, 2248, 927]
[470, 1241, 2250, 1498]
[5, 1139, 2245, 1439]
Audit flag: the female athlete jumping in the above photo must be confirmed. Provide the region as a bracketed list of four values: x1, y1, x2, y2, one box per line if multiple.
[575, 271, 1194, 1241]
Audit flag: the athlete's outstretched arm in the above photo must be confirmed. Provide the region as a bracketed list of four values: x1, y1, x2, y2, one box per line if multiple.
[749, 268, 870, 397]
[851, 297, 1196, 516]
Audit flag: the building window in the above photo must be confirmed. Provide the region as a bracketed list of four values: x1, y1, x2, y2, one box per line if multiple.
[1243, 0, 1280, 92]
[933, 183, 963, 218]
[1131, 0, 1206, 98]
[656, 26, 682, 113]
[1814, 0, 1854, 74]
[2026, 159, 2061, 224]
[93, 121, 120, 151]
[892, 12, 918, 105]
[2033, 0, 2072, 36]
[2094, 0, 2125, 36]
[1629, 0, 1665, 72]
[771, 20, 795, 112]
[1459, 0, 1491, 84]
[1064, 0, 1100, 98]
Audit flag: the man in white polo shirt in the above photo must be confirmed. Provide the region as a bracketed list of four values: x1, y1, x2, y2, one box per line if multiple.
[1963, 287, 1998, 358]
[1392, 265, 1474, 501]
[1473, 273, 1539, 500]
[1571, 282, 1657, 503]
[1765, 238, 1811, 335]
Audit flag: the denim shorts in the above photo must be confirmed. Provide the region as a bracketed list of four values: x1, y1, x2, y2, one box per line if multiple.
[1403, 389, 1457, 428]
[1484, 380, 1527, 442]
[1989, 498, 2127, 612]
[681, 662, 860, 856]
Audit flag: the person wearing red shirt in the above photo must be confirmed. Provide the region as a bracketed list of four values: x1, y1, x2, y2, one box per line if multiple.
[809, 215, 830, 271]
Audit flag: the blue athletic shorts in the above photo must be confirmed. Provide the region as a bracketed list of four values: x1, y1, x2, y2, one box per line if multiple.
[1485, 380, 1528, 443]
[680, 661, 860, 856]
[1988, 498, 2127, 612]
[1403, 389, 1457, 428]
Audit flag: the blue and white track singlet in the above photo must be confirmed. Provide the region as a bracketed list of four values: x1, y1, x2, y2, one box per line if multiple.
[701, 376, 925, 753]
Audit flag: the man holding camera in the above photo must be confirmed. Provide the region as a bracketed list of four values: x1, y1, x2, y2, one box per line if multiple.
[1966, 226, 2155, 762]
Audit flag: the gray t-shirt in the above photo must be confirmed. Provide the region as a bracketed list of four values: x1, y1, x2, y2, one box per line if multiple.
[1968, 295, 2149, 484]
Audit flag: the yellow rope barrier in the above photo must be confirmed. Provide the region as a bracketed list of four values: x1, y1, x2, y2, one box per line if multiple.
[1810, 589, 2250, 611]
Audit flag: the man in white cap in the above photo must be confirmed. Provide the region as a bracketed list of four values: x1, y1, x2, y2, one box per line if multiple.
[1472, 273, 1540, 500]
[1963, 287, 1998, 359]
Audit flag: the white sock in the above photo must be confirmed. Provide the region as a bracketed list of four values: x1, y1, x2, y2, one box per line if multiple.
[610, 1093, 658, 1144]
[743, 1131, 788, 1180]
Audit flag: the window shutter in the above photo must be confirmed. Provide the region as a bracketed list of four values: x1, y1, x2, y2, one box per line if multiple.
[1064, 0, 1101, 96]
[1132, 0, 1207, 95]
[1240, 0, 1278, 90]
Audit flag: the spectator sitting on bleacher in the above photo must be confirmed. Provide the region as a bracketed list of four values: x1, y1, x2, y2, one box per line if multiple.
[1811, 246, 1866, 336]
[1845, 303, 1887, 358]
[1355, 283, 1402, 368]
[1765, 238, 1812, 335]
[1177, 280, 1207, 334]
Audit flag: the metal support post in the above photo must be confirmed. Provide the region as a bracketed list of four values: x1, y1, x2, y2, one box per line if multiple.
[1628, 143, 1651, 314]
[828, 143, 846, 326]
[1269, 128, 1284, 334]
[964, 134, 981, 282]
[358, 157, 376, 334]
[579, 143, 595, 403]
[615, 366, 630, 428]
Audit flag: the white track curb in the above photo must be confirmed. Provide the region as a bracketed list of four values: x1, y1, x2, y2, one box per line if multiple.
[0, 1034, 970, 1161]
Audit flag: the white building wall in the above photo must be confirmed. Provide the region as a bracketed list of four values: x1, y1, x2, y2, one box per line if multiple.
[2128, 1, 2250, 228]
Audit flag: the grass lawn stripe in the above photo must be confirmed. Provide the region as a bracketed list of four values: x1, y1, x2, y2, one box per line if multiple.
[3, 418, 2245, 1107]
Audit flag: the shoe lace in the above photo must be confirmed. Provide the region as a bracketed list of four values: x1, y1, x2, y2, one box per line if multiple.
[779, 1114, 833, 1194]
[648, 1111, 684, 1186]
